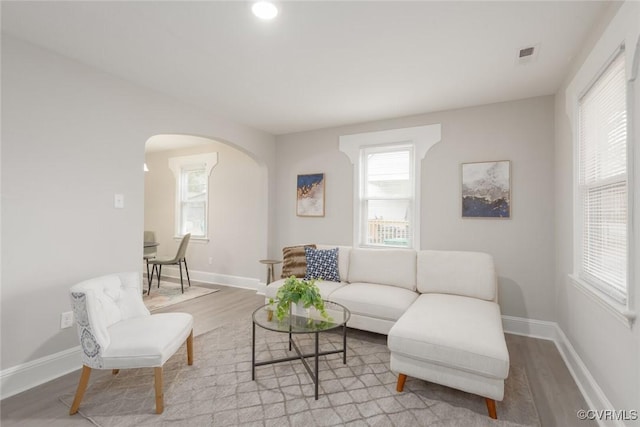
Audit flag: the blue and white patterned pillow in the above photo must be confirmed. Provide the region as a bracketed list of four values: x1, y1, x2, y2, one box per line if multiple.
[304, 247, 340, 282]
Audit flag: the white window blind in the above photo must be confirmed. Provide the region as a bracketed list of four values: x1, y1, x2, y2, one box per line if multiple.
[577, 49, 628, 303]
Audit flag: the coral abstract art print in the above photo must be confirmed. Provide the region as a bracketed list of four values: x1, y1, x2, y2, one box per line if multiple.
[296, 173, 325, 217]
[461, 161, 511, 218]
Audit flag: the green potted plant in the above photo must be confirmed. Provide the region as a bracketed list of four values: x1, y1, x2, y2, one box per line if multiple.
[269, 276, 330, 321]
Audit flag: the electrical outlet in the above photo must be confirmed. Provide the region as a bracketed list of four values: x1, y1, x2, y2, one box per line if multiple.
[60, 311, 74, 329]
[208, 257, 213, 265]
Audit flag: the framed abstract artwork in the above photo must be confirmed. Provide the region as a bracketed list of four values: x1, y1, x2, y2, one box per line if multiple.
[461, 160, 511, 218]
[296, 173, 325, 217]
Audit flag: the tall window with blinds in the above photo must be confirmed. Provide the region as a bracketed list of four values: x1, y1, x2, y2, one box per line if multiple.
[360, 145, 413, 248]
[577, 48, 628, 304]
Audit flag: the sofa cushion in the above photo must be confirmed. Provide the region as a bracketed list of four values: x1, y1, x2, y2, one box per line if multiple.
[265, 278, 344, 301]
[329, 283, 418, 321]
[281, 244, 316, 278]
[305, 247, 340, 282]
[347, 248, 417, 291]
[317, 245, 351, 280]
[388, 294, 509, 379]
[416, 250, 496, 301]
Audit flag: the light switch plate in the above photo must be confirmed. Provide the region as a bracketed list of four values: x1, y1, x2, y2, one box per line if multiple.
[114, 193, 124, 209]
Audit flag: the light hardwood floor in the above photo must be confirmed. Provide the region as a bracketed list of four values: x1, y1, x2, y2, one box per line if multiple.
[1, 279, 594, 427]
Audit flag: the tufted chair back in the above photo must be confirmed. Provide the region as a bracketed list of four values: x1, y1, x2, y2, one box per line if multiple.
[70, 272, 150, 369]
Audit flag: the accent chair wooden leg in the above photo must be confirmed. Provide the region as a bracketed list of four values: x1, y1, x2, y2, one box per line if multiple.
[154, 367, 164, 414]
[112, 369, 119, 375]
[69, 365, 91, 415]
[485, 398, 497, 419]
[396, 373, 407, 392]
[186, 330, 194, 365]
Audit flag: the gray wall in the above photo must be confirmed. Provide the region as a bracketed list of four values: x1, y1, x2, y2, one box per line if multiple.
[144, 142, 263, 280]
[275, 96, 556, 321]
[0, 36, 276, 370]
[553, 1, 639, 414]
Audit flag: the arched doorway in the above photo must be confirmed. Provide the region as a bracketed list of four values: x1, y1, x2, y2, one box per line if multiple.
[144, 134, 266, 289]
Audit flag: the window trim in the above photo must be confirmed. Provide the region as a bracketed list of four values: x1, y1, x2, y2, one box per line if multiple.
[339, 124, 442, 250]
[360, 143, 415, 248]
[576, 48, 628, 304]
[566, 42, 636, 328]
[168, 153, 218, 239]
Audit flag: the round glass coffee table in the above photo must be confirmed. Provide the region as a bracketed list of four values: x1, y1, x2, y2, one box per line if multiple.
[251, 300, 350, 400]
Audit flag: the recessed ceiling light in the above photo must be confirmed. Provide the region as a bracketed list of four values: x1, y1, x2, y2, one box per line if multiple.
[252, 1, 278, 20]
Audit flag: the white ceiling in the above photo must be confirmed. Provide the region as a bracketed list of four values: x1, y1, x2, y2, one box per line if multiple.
[1, 1, 611, 135]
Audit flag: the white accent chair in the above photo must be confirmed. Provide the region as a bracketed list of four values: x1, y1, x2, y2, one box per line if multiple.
[68, 272, 194, 415]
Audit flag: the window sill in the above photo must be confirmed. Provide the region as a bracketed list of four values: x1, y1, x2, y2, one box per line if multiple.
[359, 244, 415, 250]
[569, 274, 636, 329]
[173, 236, 209, 244]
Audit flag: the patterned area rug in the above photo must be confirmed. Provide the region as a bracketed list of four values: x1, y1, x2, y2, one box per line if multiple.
[143, 281, 219, 311]
[60, 319, 539, 426]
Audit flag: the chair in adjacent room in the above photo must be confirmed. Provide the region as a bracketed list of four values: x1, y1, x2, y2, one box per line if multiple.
[148, 233, 191, 295]
[143, 230, 157, 285]
[68, 272, 194, 415]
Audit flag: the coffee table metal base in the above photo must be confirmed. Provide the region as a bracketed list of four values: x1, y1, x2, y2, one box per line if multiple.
[251, 323, 347, 400]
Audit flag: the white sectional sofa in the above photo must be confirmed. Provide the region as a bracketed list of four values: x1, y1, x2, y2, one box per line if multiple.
[265, 245, 510, 419]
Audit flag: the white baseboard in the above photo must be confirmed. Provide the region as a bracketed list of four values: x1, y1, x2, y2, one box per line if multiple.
[502, 315, 622, 427]
[501, 315, 558, 341]
[159, 266, 261, 291]
[0, 345, 82, 400]
[552, 326, 623, 427]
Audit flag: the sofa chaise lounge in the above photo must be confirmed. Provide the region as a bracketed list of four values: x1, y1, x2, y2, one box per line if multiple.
[265, 245, 509, 419]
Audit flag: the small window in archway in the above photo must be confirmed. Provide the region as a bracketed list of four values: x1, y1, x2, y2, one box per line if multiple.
[179, 165, 207, 236]
[169, 153, 218, 239]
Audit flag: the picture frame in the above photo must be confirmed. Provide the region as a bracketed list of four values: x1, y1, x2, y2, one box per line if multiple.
[461, 160, 511, 218]
[296, 173, 325, 217]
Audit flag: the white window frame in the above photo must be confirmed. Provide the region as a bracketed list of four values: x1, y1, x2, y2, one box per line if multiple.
[566, 21, 638, 328]
[359, 144, 415, 248]
[168, 153, 218, 241]
[339, 124, 442, 250]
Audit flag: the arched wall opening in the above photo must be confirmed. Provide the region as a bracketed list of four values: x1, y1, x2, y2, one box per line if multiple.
[144, 134, 268, 289]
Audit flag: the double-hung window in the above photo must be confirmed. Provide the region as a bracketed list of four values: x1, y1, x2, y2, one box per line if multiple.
[169, 153, 218, 240]
[178, 165, 208, 237]
[577, 48, 629, 304]
[361, 145, 413, 248]
[339, 124, 442, 250]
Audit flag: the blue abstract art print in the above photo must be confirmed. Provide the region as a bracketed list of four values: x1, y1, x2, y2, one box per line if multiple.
[297, 173, 325, 217]
[461, 161, 511, 218]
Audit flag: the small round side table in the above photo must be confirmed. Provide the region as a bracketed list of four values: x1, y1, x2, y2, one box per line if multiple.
[259, 259, 282, 285]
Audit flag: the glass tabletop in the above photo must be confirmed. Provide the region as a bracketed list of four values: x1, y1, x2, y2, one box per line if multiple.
[253, 300, 350, 334]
